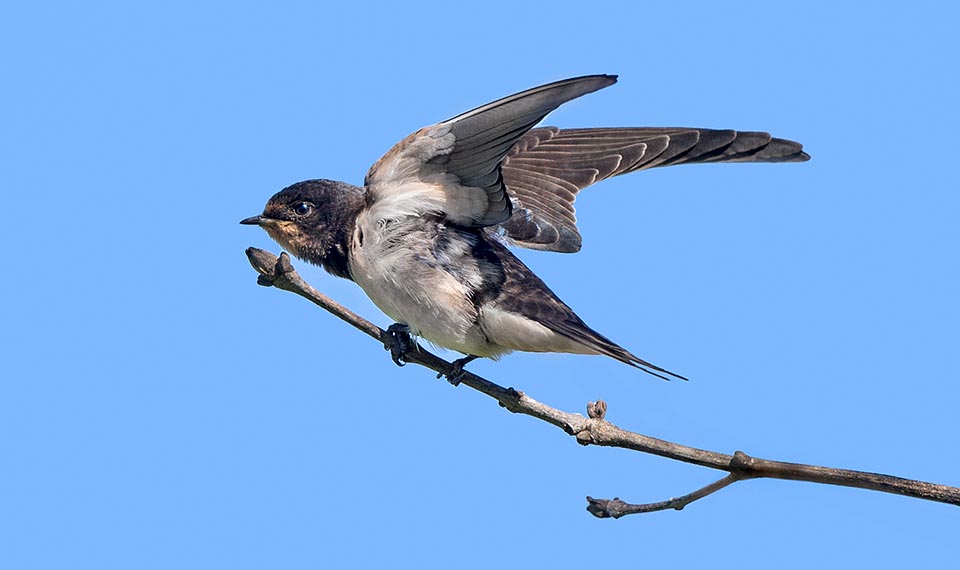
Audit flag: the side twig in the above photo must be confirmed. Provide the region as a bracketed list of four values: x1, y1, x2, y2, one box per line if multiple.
[245, 247, 960, 517]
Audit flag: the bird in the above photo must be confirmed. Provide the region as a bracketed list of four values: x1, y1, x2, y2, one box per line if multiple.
[241, 74, 808, 382]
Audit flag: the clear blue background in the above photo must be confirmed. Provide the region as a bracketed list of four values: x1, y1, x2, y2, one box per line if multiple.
[3, 2, 957, 568]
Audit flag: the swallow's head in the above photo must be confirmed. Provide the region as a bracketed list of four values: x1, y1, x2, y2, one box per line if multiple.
[241, 179, 363, 271]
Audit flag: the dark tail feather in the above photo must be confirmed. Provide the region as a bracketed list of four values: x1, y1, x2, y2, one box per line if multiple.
[600, 342, 690, 382]
[545, 318, 689, 381]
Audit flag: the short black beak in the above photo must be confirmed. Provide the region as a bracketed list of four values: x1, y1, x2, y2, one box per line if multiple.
[240, 215, 268, 226]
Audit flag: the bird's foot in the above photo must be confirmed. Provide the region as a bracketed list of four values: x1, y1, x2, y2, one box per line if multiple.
[437, 355, 479, 386]
[383, 323, 415, 366]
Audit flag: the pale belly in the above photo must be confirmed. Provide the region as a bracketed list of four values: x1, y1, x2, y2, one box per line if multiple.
[348, 224, 502, 357]
[346, 212, 597, 360]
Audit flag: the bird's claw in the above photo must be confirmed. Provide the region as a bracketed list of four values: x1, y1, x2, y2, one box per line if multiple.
[437, 355, 478, 386]
[384, 323, 414, 367]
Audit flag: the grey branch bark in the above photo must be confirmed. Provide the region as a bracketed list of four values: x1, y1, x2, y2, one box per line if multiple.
[245, 247, 960, 517]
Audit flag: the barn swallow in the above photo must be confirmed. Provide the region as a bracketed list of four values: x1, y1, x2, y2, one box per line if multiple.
[242, 74, 808, 381]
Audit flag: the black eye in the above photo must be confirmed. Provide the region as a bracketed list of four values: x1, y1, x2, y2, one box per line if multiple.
[294, 202, 312, 216]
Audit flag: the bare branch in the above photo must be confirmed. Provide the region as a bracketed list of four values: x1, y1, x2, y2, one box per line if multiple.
[245, 247, 960, 517]
[587, 474, 740, 517]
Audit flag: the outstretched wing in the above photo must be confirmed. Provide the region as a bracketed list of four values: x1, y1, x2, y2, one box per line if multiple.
[363, 75, 618, 227]
[498, 127, 810, 252]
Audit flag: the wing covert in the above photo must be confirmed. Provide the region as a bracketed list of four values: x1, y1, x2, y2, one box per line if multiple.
[363, 76, 618, 228]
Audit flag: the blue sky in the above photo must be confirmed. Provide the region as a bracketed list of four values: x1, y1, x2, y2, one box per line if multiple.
[2, 2, 958, 568]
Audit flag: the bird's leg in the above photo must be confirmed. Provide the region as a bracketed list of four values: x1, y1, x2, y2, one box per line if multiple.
[438, 355, 479, 386]
[383, 323, 415, 366]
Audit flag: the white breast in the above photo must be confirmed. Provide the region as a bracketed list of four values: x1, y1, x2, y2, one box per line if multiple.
[349, 210, 495, 357]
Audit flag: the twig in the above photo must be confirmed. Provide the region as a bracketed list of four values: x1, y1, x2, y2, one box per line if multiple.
[245, 247, 960, 517]
[587, 474, 739, 517]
